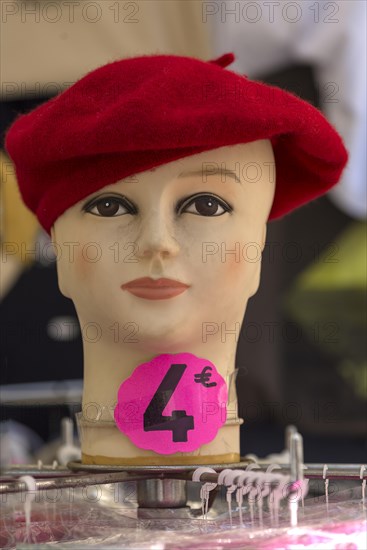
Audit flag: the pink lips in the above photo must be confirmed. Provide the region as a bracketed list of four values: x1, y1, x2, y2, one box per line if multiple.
[121, 277, 190, 300]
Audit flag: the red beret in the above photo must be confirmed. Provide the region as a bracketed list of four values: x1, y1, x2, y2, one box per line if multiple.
[5, 53, 348, 233]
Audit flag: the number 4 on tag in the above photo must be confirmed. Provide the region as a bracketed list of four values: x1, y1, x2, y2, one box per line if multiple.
[143, 364, 194, 442]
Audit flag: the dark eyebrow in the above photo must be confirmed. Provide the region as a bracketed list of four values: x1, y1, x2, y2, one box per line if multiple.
[178, 169, 241, 183]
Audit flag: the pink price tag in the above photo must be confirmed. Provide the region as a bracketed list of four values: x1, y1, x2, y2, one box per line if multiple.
[114, 353, 228, 454]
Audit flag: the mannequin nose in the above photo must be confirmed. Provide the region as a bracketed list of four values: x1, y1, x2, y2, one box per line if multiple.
[134, 214, 180, 259]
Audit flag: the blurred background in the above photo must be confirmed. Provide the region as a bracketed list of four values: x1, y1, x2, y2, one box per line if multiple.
[1, 0, 366, 465]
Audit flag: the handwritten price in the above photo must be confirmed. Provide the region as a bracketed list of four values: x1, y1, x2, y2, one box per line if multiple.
[114, 353, 227, 454]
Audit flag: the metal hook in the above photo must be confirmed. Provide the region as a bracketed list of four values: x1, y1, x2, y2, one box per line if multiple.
[323, 464, 329, 510]
[360, 465, 366, 507]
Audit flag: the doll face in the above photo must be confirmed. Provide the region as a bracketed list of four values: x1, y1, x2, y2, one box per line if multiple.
[51, 141, 275, 350]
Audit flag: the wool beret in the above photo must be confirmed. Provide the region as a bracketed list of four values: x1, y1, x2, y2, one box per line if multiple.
[5, 53, 348, 233]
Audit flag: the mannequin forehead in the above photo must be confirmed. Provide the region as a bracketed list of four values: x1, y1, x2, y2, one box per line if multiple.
[145, 140, 274, 182]
[53, 139, 275, 227]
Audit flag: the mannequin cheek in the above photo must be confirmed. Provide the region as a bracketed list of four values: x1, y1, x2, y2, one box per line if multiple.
[74, 247, 92, 279]
[55, 247, 96, 299]
[224, 252, 262, 298]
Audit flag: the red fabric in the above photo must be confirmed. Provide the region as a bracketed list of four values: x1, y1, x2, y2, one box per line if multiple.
[5, 53, 348, 233]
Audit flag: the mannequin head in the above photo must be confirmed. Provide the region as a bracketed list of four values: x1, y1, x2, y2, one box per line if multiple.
[5, 52, 347, 464]
[51, 140, 275, 354]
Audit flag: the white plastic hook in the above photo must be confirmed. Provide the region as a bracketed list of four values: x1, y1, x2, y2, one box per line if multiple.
[192, 467, 217, 519]
[266, 463, 281, 473]
[192, 466, 216, 483]
[268, 473, 289, 527]
[217, 468, 235, 486]
[229, 470, 245, 525]
[19, 475, 37, 503]
[248, 472, 263, 526]
[19, 475, 37, 540]
[234, 471, 250, 525]
[265, 464, 281, 520]
[245, 463, 261, 472]
[256, 472, 273, 527]
[218, 469, 243, 526]
[223, 469, 244, 503]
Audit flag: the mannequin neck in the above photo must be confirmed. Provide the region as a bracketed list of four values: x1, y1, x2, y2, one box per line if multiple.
[81, 327, 239, 422]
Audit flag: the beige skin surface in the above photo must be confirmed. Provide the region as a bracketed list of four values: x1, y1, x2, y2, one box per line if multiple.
[51, 140, 276, 464]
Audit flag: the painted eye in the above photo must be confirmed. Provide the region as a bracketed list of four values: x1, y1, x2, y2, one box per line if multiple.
[180, 194, 232, 217]
[84, 197, 134, 217]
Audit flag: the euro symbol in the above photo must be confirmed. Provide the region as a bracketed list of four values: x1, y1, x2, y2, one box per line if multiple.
[194, 366, 217, 388]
